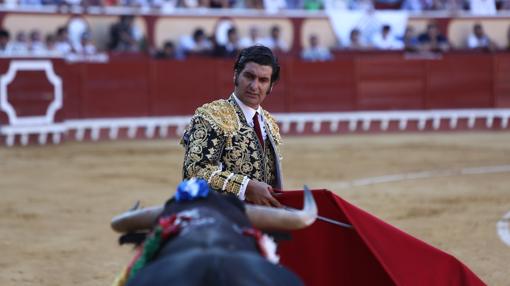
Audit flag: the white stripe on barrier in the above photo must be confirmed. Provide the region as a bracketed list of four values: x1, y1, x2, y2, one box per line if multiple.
[1, 109, 510, 146]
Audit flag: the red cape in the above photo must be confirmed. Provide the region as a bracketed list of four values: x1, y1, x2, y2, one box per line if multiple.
[277, 190, 486, 286]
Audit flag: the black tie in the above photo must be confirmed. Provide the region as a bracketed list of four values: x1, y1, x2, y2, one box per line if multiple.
[253, 112, 264, 145]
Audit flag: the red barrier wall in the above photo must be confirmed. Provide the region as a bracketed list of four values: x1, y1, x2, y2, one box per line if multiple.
[1, 52, 509, 125]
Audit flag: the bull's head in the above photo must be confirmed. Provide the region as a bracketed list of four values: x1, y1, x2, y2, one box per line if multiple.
[111, 181, 317, 233]
[111, 179, 317, 286]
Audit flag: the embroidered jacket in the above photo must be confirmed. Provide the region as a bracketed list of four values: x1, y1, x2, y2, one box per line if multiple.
[182, 95, 283, 197]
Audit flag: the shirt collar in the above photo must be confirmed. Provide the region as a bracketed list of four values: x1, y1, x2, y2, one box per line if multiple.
[232, 93, 263, 125]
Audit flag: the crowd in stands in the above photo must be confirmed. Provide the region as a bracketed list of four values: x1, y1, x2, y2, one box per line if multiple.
[161, 20, 509, 62]
[299, 21, 509, 61]
[0, 25, 98, 57]
[1, 14, 510, 61]
[1, 0, 510, 12]
[156, 24, 290, 59]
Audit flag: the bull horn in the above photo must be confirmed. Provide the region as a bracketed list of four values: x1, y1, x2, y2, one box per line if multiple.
[111, 188, 318, 233]
[245, 187, 317, 231]
[111, 205, 163, 233]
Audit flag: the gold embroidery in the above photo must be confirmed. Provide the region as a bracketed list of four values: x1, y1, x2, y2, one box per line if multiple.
[183, 96, 282, 195]
[196, 100, 240, 144]
[262, 109, 282, 145]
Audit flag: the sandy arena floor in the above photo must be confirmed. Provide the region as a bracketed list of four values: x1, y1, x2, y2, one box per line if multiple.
[1, 132, 509, 285]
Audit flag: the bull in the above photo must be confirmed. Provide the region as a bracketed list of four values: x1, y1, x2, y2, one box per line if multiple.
[111, 179, 317, 286]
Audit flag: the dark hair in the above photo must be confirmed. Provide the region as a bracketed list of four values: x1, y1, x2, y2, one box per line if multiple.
[227, 27, 237, 36]
[233, 45, 280, 85]
[163, 41, 175, 49]
[0, 29, 10, 39]
[192, 28, 205, 40]
[56, 26, 67, 36]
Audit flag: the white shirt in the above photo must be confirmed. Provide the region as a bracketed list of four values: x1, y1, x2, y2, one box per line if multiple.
[263, 0, 286, 13]
[470, 0, 496, 15]
[239, 37, 264, 49]
[233, 93, 267, 142]
[260, 37, 290, 52]
[301, 47, 333, 62]
[179, 35, 212, 53]
[55, 41, 73, 55]
[232, 93, 268, 200]
[467, 34, 490, 49]
[371, 33, 404, 50]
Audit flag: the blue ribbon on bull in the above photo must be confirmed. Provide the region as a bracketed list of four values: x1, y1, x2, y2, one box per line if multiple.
[175, 178, 210, 202]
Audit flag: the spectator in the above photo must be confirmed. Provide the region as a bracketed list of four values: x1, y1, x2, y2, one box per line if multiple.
[108, 15, 142, 52]
[240, 26, 264, 48]
[243, 0, 264, 8]
[261, 25, 289, 53]
[19, 0, 43, 5]
[78, 32, 98, 55]
[442, 0, 468, 10]
[371, 24, 403, 50]
[45, 34, 58, 54]
[29, 29, 46, 54]
[55, 26, 73, 55]
[346, 28, 368, 50]
[0, 29, 13, 53]
[401, 26, 419, 52]
[286, 0, 304, 8]
[81, 0, 106, 6]
[68, 17, 89, 52]
[263, 0, 286, 13]
[467, 23, 497, 51]
[469, 0, 497, 15]
[152, 0, 178, 10]
[417, 22, 449, 52]
[155, 40, 178, 59]
[501, 0, 510, 9]
[10, 31, 29, 54]
[180, 0, 209, 8]
[64, 0, 83, 6]
[402, 0, 446, 10]
[303, 0, 323, 10]
[212, 27, 240, 58]
[179, 28, 213, 56]
[301, 34, 332, 62]
[118, 0, 150, 7]
[209, 0, 230, 7]
[401, 0, 427, 11]
[350, 0, 374, 10]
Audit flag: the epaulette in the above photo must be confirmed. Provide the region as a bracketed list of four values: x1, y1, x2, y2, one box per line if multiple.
[194, 99, 240, 147]
[262, 109, 282, 145]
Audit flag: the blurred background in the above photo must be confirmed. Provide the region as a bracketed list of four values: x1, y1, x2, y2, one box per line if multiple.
[0, 1, 509, 137]
[1, 2, 510, 286]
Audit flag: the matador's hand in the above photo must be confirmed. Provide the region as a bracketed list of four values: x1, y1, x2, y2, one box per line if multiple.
[245, 180, 282, 208]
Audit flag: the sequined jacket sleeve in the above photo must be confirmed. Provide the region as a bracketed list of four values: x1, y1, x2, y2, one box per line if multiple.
[182, 115, 247, 197]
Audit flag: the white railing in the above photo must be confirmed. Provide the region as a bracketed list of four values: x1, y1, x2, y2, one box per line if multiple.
[1, 109, 510, 146]
[275, 109, 510, 133]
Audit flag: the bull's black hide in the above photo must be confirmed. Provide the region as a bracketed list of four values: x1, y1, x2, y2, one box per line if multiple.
[126, 192, 303, 286]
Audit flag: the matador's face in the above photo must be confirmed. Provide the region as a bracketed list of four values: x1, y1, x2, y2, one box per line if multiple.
[234, 62, 273, 110]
